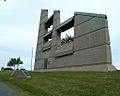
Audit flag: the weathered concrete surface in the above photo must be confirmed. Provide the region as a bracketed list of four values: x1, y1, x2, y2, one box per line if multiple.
[74, 28, 110, 51]
[11, 70, 31, 78]
[35, 64, 117, 72]
[55, 42, 73, 57]
[34, 10, 116, 71]
[0, 81, 18, 96]
[73, 45, 112, 65]
[74, 17, 108, 38]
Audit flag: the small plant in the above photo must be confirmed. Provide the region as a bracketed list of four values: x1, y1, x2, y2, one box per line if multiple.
[61, 34, 74, 45]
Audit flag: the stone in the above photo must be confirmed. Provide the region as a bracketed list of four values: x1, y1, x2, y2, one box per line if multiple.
[11, 70, 31, 78]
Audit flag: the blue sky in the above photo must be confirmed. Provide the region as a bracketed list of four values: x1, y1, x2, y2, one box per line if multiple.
[0, 0, 120, 70]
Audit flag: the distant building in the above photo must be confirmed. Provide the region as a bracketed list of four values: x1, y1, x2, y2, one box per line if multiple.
[34, 9, 116, 71]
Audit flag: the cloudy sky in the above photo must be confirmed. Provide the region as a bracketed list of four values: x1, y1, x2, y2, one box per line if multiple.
[0, 0, 120, 70]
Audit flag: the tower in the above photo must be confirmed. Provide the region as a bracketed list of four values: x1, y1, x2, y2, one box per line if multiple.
[34, 10, 116, 71]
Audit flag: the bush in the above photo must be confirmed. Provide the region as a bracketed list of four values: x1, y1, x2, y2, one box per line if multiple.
[4, 68, 13, 70]
[20, 68, 26, 70]
[61, 34, 74, 45]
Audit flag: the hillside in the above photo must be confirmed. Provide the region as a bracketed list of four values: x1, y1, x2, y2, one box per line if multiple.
[0, 71, 120, 96]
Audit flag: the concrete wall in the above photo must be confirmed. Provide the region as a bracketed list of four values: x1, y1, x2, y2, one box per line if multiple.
[34, 10, 116, 71]
[73, 12, 112, 68]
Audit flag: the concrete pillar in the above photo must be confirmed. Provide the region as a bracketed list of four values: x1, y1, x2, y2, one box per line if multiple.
[39, 9, 48, 37]
[47, 10, 61, 68]
[52, 10, 61, 47]
[34, 9, 48, 70]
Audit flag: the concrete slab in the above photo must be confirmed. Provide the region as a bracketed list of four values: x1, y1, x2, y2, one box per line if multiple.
[74, 17, 108, 38]
[74, 28, 110, 51]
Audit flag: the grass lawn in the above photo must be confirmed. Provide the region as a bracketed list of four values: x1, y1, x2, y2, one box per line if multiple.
[0, 71, 120, 96]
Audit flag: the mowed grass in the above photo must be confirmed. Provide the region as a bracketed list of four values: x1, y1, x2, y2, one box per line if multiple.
[0, 71, 120, 96]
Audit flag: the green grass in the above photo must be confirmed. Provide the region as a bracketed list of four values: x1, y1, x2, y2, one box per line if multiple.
[0, 71, 120, 96]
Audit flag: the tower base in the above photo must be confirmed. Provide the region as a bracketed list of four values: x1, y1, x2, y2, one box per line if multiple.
[35, 64, 117, 72]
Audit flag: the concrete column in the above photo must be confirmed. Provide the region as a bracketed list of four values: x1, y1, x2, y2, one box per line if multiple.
[39, 9, 48, 37]
[48, 10, 61, 68]
[34, 9, 48, 70]
[52, 10, 61, 47]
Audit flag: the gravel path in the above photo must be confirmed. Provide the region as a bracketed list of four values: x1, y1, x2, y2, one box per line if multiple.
[0, 81, 18, 96]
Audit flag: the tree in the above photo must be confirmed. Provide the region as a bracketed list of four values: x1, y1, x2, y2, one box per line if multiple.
[16, 57, 23, 69]
[7, 58, 17, 69]
[61, 34, 74, 45]
[7, 57, 23, 70]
